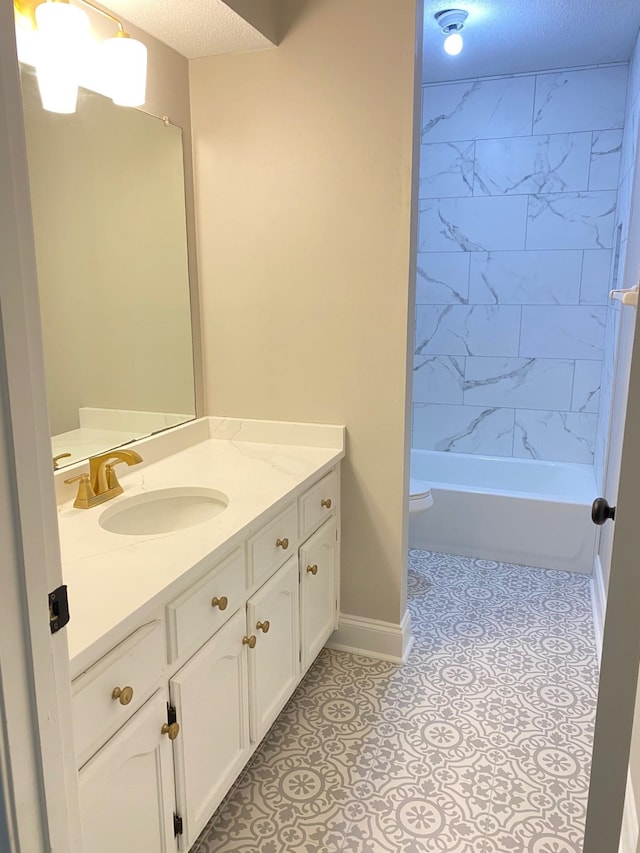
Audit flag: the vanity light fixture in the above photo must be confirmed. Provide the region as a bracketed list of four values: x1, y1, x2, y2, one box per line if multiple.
[435, 9, 468, 57]
[100, 29, 147, 107]
[34, 0, 90, 113]
[13, 0, 147, 113]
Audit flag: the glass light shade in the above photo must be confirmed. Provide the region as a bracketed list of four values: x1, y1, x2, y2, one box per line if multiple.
[35, 1, 90, 114]
[444, 32, 464, 56]
[101, 34, 147, 107]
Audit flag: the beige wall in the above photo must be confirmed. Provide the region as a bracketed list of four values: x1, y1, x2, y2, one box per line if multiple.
[190, 0, 421, 624]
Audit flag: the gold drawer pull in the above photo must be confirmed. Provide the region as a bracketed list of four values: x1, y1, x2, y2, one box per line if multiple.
[242, 635, 257, 649]
[211, 595, 228, 610]
[256, 620, 270, 633]
[161, 722, 180, 740]
[112, 686, 134, 705]
[306, 564, 318, 575]
[321, 498, 332, 509]
[275, 537, 289, 550]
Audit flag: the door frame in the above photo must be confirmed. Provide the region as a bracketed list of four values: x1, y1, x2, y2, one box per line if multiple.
[0, 1, 82, 849]
[583, 76, 640, 850]
[584, 304, 640, 851]
[2, 0, 640, 849]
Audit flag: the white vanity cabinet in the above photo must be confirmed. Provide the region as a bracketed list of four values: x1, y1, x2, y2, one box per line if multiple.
[170, 609, 251, 849]
[72, 463, 341, 853]
[171, 557, 301, 849]
[246, 555, 300, 739]
[78, 689, 177, 853]
[299, 517, 339, 672]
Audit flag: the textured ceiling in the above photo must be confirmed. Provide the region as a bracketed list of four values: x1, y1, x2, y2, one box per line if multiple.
[87, 0, 640, 75]
[423, 0, 640, 83]
[101, 0, 273, 60]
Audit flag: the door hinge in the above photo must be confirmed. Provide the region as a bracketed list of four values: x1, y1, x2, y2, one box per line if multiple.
[173, 813, 183, 836]
[167, 703, 177, 726]
[48, 585, 70, 634]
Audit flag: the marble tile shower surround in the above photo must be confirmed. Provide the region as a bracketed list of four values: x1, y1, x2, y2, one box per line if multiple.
[415, 64, 629, 464]
[193, 550, 597, 853]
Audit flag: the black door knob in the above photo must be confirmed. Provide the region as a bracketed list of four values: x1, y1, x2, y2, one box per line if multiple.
[592, 497, 616, 525]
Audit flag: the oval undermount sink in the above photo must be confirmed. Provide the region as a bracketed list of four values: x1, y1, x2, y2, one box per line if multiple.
[99, 487, 228, 536]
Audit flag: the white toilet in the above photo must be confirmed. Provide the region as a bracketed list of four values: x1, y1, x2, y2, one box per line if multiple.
[409, 478, 434, 514]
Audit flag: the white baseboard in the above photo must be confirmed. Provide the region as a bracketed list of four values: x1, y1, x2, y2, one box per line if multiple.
[619, 767, 639, 853]
[592, 553, 607, 667]
[327, 609, 414, 664]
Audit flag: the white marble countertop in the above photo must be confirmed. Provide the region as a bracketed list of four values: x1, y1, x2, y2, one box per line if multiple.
[57, 417, 344, 675]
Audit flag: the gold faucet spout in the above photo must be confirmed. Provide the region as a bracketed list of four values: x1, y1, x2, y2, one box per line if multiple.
[64, 449, 143, 509]
[90, 449, 143, 496]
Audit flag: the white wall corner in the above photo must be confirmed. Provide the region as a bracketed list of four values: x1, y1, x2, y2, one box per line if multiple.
[619, 768, 638, 853]
[327, 609, 414, 664]
[592, 553, 606, 667]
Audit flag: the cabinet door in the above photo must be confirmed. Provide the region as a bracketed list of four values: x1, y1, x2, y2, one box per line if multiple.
[78, 690, 176, 853]
[247, 555, 300, 742]
[299, 517, 338, 672]
[170, 609, 250, 850]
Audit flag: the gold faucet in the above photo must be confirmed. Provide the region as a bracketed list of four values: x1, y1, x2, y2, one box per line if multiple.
[64, 449, 143, 509]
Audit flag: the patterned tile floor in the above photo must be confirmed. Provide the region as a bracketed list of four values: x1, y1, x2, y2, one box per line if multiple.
[192, 550, 599, 853]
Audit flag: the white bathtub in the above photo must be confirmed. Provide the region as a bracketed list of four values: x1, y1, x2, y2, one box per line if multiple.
[409, 450, 598, 574]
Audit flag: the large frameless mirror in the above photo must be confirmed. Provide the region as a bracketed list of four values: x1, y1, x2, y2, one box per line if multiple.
[20, 65, 196, 468]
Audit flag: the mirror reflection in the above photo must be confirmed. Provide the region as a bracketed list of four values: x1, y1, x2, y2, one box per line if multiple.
[20, 66, 196, 469]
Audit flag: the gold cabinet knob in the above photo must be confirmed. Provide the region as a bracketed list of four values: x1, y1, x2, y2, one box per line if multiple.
[161, 722, 180, 740]
[275, 537, 289, 550]
[242, 635, 257, 649]
[111, 686, 134, 705]
[321, 498, 332, 509]
[256, 620, 270, 633]
[306, 564, 318, 575]
[211, 595, 228, 610]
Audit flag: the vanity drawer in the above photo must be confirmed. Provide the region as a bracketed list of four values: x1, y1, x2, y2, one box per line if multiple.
[299, 471, 338, 539]
[72, 620, 164, 765]
[166, 546, 247, 663]
[248, 503, 298, 586]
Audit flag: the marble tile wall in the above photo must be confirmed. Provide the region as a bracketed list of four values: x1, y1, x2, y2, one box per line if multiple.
[594, 33, 640, 489]
[415, 64, 629, 464]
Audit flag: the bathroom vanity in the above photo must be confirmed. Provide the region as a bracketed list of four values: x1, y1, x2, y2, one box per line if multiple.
[56, 417, 344, 852]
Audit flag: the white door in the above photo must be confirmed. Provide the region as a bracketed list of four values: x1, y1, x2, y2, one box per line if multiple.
[584, 115, 640, 850]
[170, 609, 251, 850]
[0, 6, 81, 851]
[299, 517, 338, 672]
[246, 556, 300, 741]
[78, 690, 177, 853]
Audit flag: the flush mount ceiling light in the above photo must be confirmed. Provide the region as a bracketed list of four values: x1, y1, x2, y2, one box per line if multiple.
[435, 9, 468, 57]
[14, 0, 147, 113]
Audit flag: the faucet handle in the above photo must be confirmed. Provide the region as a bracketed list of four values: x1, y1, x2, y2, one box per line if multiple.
[105, 463, 123, 492]
[64, 473, 96, 509]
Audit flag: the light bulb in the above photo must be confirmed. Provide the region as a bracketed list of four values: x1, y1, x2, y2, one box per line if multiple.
[35, 1, 90, 113]
[100, 33, 147, 107]
[444, 32, 464, 56]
